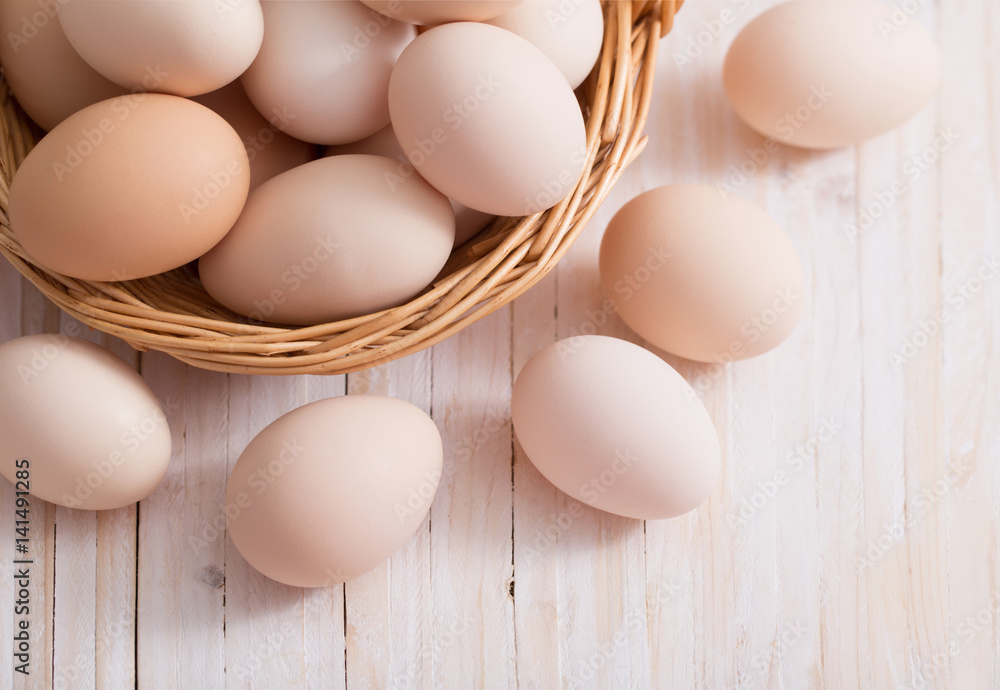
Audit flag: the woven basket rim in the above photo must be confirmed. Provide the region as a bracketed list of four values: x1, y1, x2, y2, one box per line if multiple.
[0, 0, 682, 375]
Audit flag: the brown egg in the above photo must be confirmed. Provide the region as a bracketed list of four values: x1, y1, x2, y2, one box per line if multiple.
[0, 335, 171, 511]
[599, 185, 805, 363]
[226, 395, 442, 587]
[199, 155, 454, 325]
[193, 82, 316, 191]
[512, 335, 721, 520]
[0, 0, 123, 130]
[10, 94, 250, 281]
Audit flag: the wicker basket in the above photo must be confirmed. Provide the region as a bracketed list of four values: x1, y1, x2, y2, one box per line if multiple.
[0, 0, 681, 375]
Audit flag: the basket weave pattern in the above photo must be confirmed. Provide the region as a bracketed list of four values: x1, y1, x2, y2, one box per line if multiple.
[0, 0, 681, 375]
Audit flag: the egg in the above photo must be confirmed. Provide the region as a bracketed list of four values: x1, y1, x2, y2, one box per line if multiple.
[0, 335, 171, 510]
[10, 94, 250, 282]
[199, 155, 454, 325]
[326, 124, 493, 245]
[57, 0, 264, 97]
[389, 22, 587, 216]
[512, 335, 720, 520]
[598, 185, 805, 363]
[485, 0, 604, 89]
[0, 0, 123, 131]
[226, 395, 442, 587]
[361, 0, 523, 25]
[193, 82, 316, 192]
[241, 0, 414, 145]
[722, 0, 941, 149]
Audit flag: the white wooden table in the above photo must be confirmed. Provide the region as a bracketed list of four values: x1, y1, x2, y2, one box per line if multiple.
[1, 1, 997, 687]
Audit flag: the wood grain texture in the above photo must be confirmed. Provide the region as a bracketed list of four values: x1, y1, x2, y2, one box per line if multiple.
[0, 1, 997, 687]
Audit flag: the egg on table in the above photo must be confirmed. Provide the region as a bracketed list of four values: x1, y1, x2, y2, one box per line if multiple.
[226, 395, 443, 587]
[512, 335, 721, 520]
[0, 335, 171, 510]
[599, 185, 805, 363]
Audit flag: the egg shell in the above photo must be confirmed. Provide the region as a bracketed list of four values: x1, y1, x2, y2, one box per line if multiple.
[241, 0, 415, 145]
[598, 185, 805, 362]
[0, 0, 124, 131]
[389, 22, 587, 216]
[722, 0, 941, 149]
[10, 94, 250, 282]
[325, 124, 493, 245]
[57, 0, 264, 97]
[485, 0, 604, 89]
[361, 0, 523, 25]
[226, 395, 443, 587]
[512, 335, 721, 520]
[193, 82, 316, 191]
[0, 335, 171, 511]
[199, 155, 455, 325]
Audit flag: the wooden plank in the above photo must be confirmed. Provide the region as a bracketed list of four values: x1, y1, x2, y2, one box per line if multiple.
[430, 309, 516, 688]
[137, 356, 227, 689]
[940, 0, 999, 686]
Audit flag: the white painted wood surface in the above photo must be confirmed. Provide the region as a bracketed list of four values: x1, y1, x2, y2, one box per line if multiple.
[1, 1, 997, 687]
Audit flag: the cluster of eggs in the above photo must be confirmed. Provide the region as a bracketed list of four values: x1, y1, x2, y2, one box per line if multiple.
[0, 1, 939, 588]
[4, 0, 604, 324]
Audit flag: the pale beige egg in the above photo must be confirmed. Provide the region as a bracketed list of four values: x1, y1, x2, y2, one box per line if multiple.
[389, 22, 587, 216]
[512, 335, 721, 520]
[226, 395, 442, 587]
[199, 155, 454, 325]
[10, 94, 250, 282]
[598, 185, 805, 363]
[0, 335, 171, 511]
[723, 0, 941, 149]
